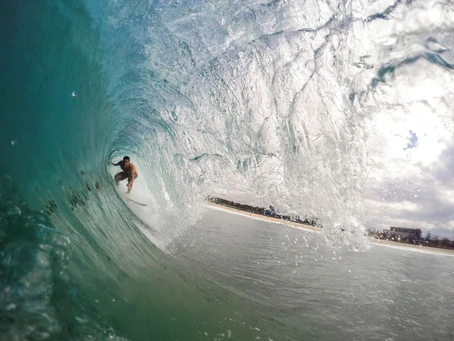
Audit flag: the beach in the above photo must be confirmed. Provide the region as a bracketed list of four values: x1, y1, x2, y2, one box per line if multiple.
[206, 202, 454, 256]
[205, 201, 322, 233]
[371, 238, 454, 256]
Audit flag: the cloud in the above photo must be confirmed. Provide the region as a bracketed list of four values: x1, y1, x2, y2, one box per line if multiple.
[364, 140, 454, 237]
[359, 48, 454, 238]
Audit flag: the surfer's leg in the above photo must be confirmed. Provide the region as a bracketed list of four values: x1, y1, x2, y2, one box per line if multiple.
[126, 173, 138, 194]
[114, 172, 128, 185]
[127, 173, 138, 184]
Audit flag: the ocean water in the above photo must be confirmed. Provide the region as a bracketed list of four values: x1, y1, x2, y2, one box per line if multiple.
[1, 0, 453, 340]
[175, 208, 454, 341]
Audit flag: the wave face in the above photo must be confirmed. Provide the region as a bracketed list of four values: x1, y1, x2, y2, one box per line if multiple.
[1, 0, 453, 340]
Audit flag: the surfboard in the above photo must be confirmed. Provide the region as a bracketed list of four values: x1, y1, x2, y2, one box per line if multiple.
[122, 194, 147, 207]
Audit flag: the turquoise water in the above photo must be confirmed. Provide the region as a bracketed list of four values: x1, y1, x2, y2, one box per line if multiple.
[1, 0, 454, 340]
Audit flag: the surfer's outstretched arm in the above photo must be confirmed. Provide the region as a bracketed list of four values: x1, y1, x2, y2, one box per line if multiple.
[112, 161, 120, 166]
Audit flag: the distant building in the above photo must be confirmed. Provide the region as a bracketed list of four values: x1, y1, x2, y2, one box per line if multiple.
[390, 227, 422, 240]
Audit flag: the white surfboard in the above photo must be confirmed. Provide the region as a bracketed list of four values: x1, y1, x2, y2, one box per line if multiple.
[123, 194, 147, 207]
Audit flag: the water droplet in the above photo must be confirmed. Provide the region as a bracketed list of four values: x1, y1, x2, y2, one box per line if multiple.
[11, 140, 17, 146]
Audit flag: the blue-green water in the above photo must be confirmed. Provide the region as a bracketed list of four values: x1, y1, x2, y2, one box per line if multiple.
[1, 0, 454, 340]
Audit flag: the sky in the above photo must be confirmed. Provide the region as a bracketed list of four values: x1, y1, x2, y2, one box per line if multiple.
[361, 55, 454, 239]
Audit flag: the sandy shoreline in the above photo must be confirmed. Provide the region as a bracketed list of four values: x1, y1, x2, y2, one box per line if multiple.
[205, 202, 322, 233]
[205, 202, 454, 256]
[370, 238, 454, 256]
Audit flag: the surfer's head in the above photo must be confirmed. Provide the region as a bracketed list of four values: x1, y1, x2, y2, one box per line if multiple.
[123, 156, 130, 165]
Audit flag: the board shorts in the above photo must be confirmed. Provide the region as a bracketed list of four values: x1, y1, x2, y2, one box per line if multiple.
[116, 172, 138, 182]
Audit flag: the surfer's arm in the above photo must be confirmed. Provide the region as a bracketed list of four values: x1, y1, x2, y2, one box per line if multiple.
[112, 161, 120, 166]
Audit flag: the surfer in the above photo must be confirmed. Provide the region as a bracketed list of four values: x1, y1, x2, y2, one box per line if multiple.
[112, 156, 138, 195]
